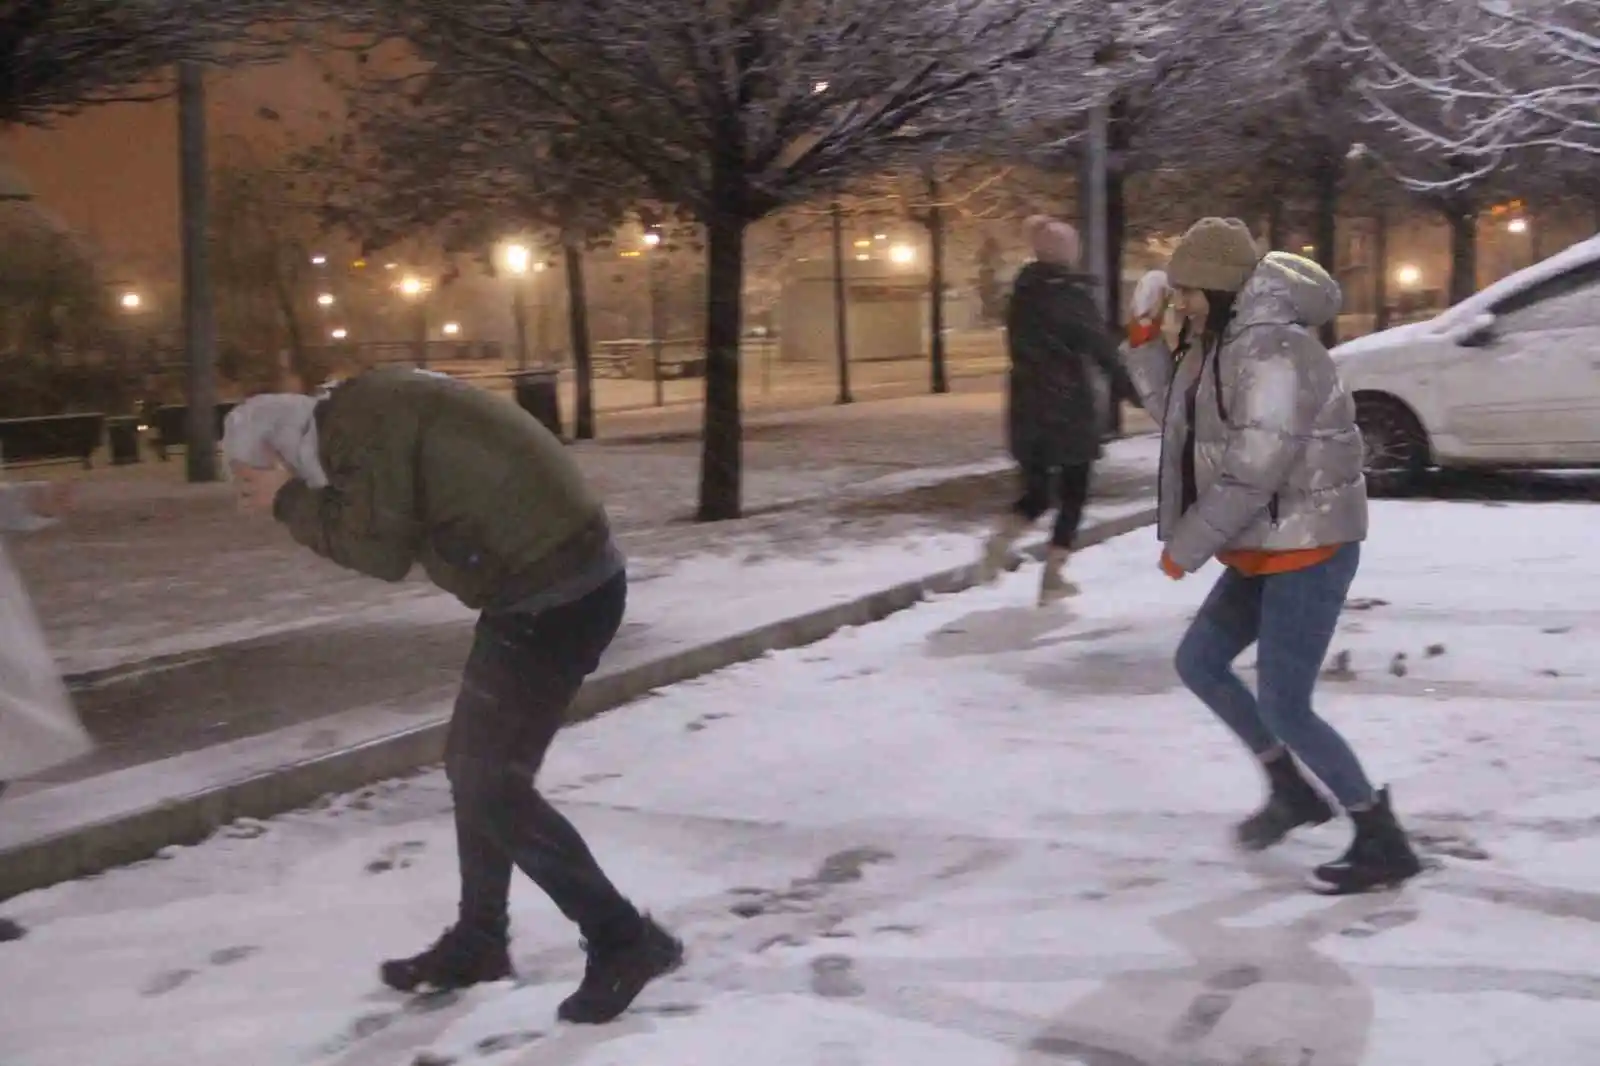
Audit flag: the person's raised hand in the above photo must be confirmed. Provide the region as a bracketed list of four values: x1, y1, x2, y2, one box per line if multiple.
[232, 450, 292, 514]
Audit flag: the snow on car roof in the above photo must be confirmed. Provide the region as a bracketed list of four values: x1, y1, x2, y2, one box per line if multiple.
[1432, 233, 1600, 331]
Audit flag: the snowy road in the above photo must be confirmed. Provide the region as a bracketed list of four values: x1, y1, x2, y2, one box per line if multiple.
[5, 501, 1600, 1066]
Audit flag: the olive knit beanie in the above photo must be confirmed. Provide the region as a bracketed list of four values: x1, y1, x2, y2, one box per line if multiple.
[1166, 217, 1263, 294]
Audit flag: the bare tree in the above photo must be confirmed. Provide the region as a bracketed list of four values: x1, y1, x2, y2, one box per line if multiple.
[1337, 0, 1559, 301]
[0, 0, 282, 126]
[305, 67, 654, 438]
[319, 0, 1123, 520]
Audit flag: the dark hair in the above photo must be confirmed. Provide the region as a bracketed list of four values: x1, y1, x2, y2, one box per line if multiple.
[1176, 289, 1239, 355]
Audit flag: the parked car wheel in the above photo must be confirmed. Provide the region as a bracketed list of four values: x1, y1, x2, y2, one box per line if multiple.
[1355, 394, 1429, 495]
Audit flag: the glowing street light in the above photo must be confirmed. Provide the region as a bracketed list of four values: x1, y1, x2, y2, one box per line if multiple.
[1507, 217, 1528, 234]
[310, 254, 327, 266]
[1395, 264, 1421, 289]
[330, 327, 348, 340]
[442, 321, 461, 336]
[503, 242, 531, 276]
[888, 243, 916, 265]
[119, 291, 143, 310]
[642, 231, 662, 248]
[316, 292, 335, 307]
[397, 275, 427, 298]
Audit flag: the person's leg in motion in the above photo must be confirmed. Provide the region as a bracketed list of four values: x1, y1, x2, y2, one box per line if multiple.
[1174, 566, 1335, 850]
[1253, 545, 1421, 893]
[982, 457, 1051, 582]
[1038, 462, 1093, 605]
[383, 576, 682, 1020]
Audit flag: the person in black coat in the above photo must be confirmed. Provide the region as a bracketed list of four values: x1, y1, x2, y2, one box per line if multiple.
[982, 215, 1134, 604]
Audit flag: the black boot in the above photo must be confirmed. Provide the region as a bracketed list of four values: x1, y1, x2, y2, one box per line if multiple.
[1310, 787, 1423, 895]
[0, 916, 24, 942]
[557, 914, 684, 1025]
[1235, 752, 1336, 852]
[380, 924, 513, 993]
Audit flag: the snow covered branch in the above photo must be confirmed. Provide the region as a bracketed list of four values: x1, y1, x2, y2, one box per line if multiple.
[1344, 0, 1599, 190]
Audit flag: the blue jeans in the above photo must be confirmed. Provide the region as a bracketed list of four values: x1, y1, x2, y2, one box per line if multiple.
[1173, 543, 1376, 809]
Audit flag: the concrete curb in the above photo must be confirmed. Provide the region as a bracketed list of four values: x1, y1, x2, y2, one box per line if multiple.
[0, 507, 1156, 900]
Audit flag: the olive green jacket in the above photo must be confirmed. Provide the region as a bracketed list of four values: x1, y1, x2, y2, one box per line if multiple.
[273, 368, 611, 610]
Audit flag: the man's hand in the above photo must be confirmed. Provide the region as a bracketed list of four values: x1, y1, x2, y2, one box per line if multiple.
[1159, 550, 1186, 581]
[30, 481, 73, 518]
[232, 453, 293, 514]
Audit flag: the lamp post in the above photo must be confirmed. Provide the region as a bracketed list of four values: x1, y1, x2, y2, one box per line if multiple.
[829, 201, 852, 405]
[503, 242, 533, 371]
[643, 231, 665, 407]
[397, 275, 430, 368]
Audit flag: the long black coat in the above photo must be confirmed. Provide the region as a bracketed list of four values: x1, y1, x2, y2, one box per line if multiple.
[1005, 262, 1132, 468]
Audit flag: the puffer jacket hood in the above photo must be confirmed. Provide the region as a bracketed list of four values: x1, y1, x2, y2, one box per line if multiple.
[1233, 252, 1341, 331]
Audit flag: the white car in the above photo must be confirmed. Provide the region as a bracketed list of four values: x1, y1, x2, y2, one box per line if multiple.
[1332, 235, 1600, 491]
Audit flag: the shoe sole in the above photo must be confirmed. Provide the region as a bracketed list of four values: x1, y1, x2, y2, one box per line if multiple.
[1305, 867, 1423, 896]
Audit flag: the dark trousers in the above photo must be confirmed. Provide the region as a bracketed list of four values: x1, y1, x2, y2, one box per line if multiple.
[445, 571, 641, 946]
[1013, 460, 1094, 549]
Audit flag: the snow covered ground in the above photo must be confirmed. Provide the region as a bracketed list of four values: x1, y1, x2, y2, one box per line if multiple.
[5, 499, 1600, 1066]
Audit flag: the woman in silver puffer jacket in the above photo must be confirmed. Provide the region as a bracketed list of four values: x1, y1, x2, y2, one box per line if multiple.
[1121, 217, 1421, 896]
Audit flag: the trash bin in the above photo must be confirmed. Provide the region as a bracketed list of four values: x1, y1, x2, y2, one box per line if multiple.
[106, 416, 142, 466]
[510, 369, 565, 441]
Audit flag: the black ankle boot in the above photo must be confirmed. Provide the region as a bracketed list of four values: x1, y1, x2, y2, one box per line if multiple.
[1235, 753, 1336, 852]
[1310, 787, 1423, 895]
[557, 914, 684, 1024]
[380, 924, 513, 993]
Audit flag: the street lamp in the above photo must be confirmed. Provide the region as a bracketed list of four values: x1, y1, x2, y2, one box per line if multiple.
[1395, 264, 1421, 289]
[330, 327, 348, 340]
[120, 291, 143, 310]
[310, 254, 327, 266]
[396, 276, 430, 367]
[642, 232, 666, 405]
[442, 321, 461, 336]
[1507, 217, 1528, 234]
[502, 242, 535, 370]
[889, 244, 916, 265]
[316, 292, 335, 307]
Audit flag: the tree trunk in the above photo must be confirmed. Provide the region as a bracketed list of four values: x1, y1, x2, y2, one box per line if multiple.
[1312, 153, 1341, 346]
[696, 210, 746, 522]
[1264, 194, 1285, 253]
[926, 172, 948, 395]
[563, 238, 595, 441]
[829, 199, 852, 405]
[1104, 140, 1127, 436]
[1447, 206, 1478, 306]
[1372, 208, 1391, 333]
[270, 273, 308, 388]
[178, 61, 219, 483]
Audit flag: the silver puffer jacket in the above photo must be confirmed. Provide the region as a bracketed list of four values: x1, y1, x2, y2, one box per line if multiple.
[1122, 252, 1368, 572]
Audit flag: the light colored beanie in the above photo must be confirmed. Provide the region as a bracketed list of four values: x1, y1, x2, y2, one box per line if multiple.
[1023, 214, 1081, 268]
[1166, 217, 1262, 293]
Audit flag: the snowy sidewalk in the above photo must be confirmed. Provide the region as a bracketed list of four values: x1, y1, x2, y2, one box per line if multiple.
[7, 500, 1597, 1066]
